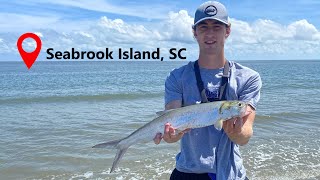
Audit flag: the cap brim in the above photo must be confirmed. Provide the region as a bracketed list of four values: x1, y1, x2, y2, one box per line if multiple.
[192, 17, 228, 29]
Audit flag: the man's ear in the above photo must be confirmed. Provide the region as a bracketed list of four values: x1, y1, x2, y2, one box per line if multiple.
[193, 28, 198, 41]
[193, 28, 197, 37]
[225, 23, 231, 38]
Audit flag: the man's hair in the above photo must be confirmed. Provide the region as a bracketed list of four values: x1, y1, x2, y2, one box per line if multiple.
[193, 21, 231, 31]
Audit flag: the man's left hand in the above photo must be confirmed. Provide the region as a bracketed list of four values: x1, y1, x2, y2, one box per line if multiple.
[223, 117, 244, 135]
[222, 106, 255, 145]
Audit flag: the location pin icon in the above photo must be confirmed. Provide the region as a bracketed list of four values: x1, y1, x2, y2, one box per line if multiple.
[17, 33, 42, 69]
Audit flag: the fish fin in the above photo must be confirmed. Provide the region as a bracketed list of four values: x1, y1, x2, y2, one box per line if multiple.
[156, 111, 165, 116]
[92, 139, 122, 148]
[214, 119, 223, 130]
[92, 139, 129, 173]
[110, 148, 128, 173]
[156, 109, 173, 116]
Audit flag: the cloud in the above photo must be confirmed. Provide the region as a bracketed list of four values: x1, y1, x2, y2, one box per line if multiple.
[0, 13, 60, 33]
[161, 10, 194, 43]
[48, 11, 195, 50]
[21, 0, 172, 20]
[226, 18, 320, 59]
[230, 18, 320, 42]
[288, 20, 319, 40]
[0, 12, 94, 33]
[1, 10, 320, 60]
[94, 17, 162, 45]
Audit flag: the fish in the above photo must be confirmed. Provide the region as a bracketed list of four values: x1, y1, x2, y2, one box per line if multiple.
[92, 100, 248, 173]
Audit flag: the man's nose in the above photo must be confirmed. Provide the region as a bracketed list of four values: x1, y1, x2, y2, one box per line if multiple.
[204, 28, 216, 37]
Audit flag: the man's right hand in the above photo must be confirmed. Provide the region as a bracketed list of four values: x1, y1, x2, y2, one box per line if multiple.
[153, 123, 190, 144]
[154, 100, 186, 144]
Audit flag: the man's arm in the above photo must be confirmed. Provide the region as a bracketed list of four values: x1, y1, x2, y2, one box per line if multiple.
[223, 105, 255, 146]
[223, 69, 261, 145]
[165, 100, 182, 110]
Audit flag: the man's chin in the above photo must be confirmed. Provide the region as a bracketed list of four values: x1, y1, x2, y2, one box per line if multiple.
[202, 47, 220, 53]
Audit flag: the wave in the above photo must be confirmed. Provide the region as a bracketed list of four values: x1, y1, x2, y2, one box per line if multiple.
[0, 92, 164, 104]
[256, 111, 320, 120]
[255, 112, 305, 120]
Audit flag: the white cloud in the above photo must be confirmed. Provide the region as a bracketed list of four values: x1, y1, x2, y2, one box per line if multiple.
[1, 10, 320, 60]
[0, 13, 93, 33]
[314, 33, 320, 41]
[27, 0, 171, 20]
[288, 19, 318, 40]
[94, 17, 162, 44]
[161, 10, 194, 43]
[229, 19, 258, 44]
[230, 18, 320, 42]
[0, 13, 59, 32]
[226, 18, 320, 59]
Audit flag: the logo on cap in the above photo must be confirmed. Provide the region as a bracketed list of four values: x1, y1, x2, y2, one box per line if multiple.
[205, 5, 217, 16]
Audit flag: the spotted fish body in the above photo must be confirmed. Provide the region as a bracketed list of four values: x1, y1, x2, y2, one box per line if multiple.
[93, 101, 247, 173]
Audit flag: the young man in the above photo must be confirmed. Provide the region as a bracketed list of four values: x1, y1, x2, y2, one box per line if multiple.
[154, 1, 262, 180]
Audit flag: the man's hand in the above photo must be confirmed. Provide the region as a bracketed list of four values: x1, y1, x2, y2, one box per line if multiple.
[223, 117, 243, 135]
[223, 105, 255, 146]
[154, 100, 184, 144]
[153, 123, 190, 144]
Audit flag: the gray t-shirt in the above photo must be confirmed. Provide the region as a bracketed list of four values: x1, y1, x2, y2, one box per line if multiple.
[165, 61, 262, 180]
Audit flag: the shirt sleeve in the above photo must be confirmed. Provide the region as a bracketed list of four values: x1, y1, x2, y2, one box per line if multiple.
[165, 70, 183, 106]
[238, 72, 262, 110]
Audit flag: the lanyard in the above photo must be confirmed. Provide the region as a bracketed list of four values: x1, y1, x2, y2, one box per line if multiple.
[194, 60, 230, 103]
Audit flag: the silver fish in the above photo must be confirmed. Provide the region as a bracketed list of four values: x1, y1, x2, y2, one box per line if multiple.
[93, 100, 247, 173]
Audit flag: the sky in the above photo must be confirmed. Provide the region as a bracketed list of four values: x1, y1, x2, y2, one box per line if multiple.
[0, 0, 320, 61]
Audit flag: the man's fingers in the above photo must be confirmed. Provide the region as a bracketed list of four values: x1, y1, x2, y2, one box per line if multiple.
[162, 123, 188, 143]
[223, 118, 236, 134]
[169, 126, 175, 136]
[234, 117, 243, 133]
[177, 128, 190, 137]
[153, 133, 162, 144]
[223, 121, 229, 133]
[176, 132, 185, 139]
[163, 123, 173, 142]
[244, 110, 252, 117]
[164, 123, 171, 134]
[223, 121, 228, 130]
[223, 118, 243, 134]
[236, 117, 242, 126]
[228, 118, 235, 132]
[181, 128, 191, 134]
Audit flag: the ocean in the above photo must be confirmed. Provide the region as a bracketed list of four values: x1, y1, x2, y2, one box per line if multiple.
[0, 60, 319, 180]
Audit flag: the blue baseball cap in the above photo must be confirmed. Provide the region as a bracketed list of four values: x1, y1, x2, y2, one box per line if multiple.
[193, 1, 229, 29]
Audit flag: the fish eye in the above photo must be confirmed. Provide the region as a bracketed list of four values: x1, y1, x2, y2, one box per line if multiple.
[238, 103, 242, 107]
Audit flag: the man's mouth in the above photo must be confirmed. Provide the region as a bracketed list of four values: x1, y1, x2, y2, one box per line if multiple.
[205, 40, 216, 45]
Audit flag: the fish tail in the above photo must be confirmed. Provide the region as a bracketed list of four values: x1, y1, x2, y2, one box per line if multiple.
[92, 138, 129, 173]
[92, 139, 122, 148]
[110, 148, 128, 173]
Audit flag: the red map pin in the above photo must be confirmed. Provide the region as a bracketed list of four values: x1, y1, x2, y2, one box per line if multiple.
[17, 32, 42, 69]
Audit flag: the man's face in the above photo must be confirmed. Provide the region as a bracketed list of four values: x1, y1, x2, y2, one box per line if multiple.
[193, 19, 231, 54]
